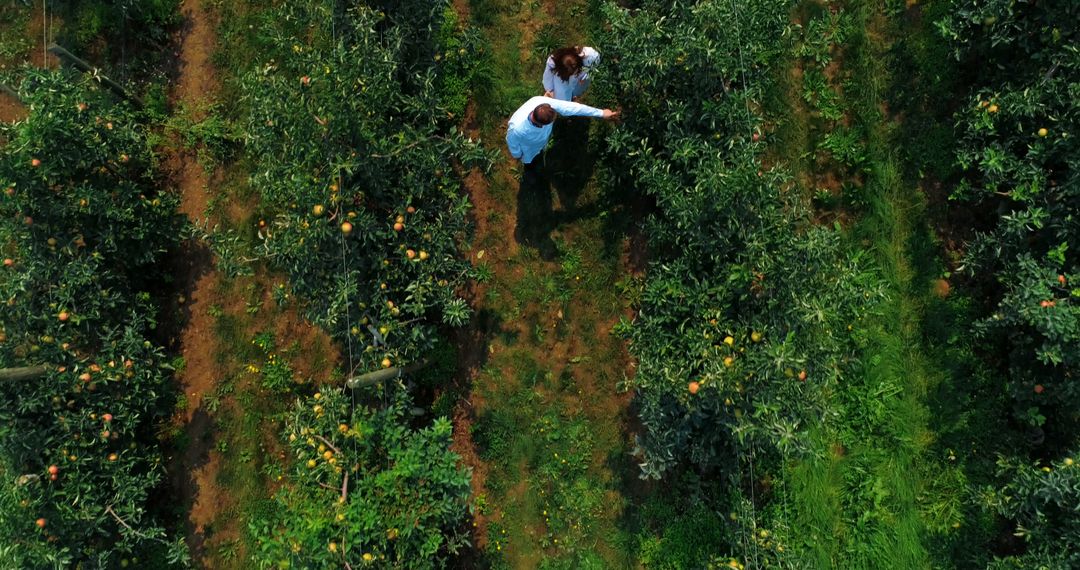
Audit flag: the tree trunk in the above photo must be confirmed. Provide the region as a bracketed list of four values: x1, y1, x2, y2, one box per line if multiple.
[345, 359, 429, 390]
[0, 365, 47, 382]
[47, 44, 144, 107]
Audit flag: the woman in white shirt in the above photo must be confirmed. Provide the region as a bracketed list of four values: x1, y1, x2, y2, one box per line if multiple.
[542, 46, 600, 102]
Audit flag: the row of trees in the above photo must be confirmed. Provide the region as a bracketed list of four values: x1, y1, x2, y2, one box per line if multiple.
[595, 0, 1077, 566]
[940, 0, 1079, 566]
[0, 69, 186, 566]
[237, 1, 488, 567]
[602, 0, 877, 487]
[242, 0, 491, 373]
[595, 0, 883, 564]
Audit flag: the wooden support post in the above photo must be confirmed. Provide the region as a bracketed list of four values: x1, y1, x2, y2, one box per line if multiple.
[345, 359, 429, 390]
[0, 365, 48, 383]
[47, 43, 144, 108]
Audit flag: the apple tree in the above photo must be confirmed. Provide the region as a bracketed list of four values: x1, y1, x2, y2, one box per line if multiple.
[600, 0, 881, 479]
[250, 388, 472, 569]
[0, 68, 185, 566]
[240, 0, 492, 377]
[941, 0, 1078, 429]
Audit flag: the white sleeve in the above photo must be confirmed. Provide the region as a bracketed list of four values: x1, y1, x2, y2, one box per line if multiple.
[542, 57, 556, 93]
[580, 47, 600, 68]
[546, 97, 604, 118]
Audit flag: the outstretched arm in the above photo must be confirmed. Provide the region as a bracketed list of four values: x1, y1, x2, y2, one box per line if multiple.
[546, 97, 605, 119]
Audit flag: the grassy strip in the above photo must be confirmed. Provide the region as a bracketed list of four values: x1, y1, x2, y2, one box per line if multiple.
[777, 1, 970, 567]
[201, 278, 337, 567]
[461, 0, 642, 566]
[0, 6, 33, 67]
[467, 228, 635, 568]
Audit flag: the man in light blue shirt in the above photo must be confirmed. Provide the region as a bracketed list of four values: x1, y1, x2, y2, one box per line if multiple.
[506, 96, 618, 166]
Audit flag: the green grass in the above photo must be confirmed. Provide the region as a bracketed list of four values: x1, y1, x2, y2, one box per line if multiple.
[0, 6, 33, 65]
[197, 278, 285, 568]
[769, 1, 986, 568]
[207, 0, 267, 118]
[468, 211, 637, 566]
[471, 351, 631, 568]
[460, 0, 644, 565]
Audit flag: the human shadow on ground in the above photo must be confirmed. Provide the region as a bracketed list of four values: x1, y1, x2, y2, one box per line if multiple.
[514, 117, 595, 260]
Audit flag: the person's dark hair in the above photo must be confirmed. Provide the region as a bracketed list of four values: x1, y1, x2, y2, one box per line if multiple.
[533, 104, 556, 125]
[551, 47, 584, 82]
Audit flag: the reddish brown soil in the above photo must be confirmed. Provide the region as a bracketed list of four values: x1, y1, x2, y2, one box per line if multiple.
[0, 5, 55, 122]
[462, 169, 513, 256]
[164, 0, 229, 563]
[448, 244, 496, 548]
[450, 402, 491, 547]
[170, 0, 220, 220]
[451, 0, 472, 23]
[26, 8, 58, 69]
[164, 1, 341, 564]
[0, 91, 26, 123]
[269, 286, 339, 385]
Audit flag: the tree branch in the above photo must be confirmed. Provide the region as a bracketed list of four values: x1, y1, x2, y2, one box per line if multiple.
[345, 359, 429, 390]
[106, 505, 150, 539]
[369, 138, 437, 159]
[316, 435, 340, 455]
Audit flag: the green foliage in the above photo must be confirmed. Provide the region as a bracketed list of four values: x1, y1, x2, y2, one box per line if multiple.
[164, 102, 240, 171]
[935, 0, 1076, 65]
[942, 0, 1079, 431]
[633, 495, 729, 569]
[0, 69, 185, 566]
[434, 8, 485, 119]
[530, 411, 602, 559]
[251, 333, 296, 393]
[818, 125, 868, 171]
[249, 388, 472, 569]
[601, 0, 882, 479]
[795, 5, 872, 211]
[981, 453, 1080, 569]
[67, 0, 180, 46]
[0, 8, 33, 61]
[240, 0, 493, 375]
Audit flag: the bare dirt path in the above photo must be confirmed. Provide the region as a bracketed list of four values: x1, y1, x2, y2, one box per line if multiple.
[162, 3, 340, 566]
[162, 0, 227, 563]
